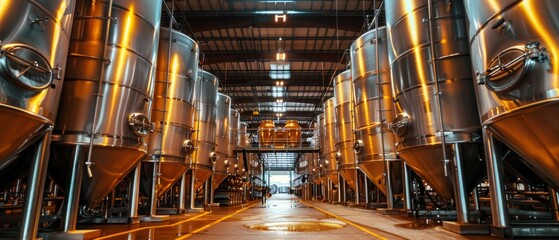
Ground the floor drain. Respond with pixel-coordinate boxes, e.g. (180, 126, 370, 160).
(245, 221, 344, 232)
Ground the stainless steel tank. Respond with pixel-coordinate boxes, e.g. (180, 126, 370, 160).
(465, 0, 559, 189)
(322, 98, 339, 185)
(51, 0, 162, 206)
(213, 93, 231, 189)
(350, 27, 403, 196)
(333, 70, 357, 190)
(140, 28, 198, 198)
(386, 0, 484, 199)
(228, 109, 240, 175)
(191, 70, 219, 190)
(0, 0, 75, 170)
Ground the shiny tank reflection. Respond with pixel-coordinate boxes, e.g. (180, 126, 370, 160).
(0, 0, 76, 172)
(322, 98, 338, 185)
(350, 27, 402, 196)
(51, 0, 162, 206)
(332, 70, 357, 190)
(214, 93, 231, 190)
(190, 70, 219, 190)
(465, 0, 559, 189)
(140, 28, 198, 198)
(228, 109, 241, 175)
(386, 0, 483, 199)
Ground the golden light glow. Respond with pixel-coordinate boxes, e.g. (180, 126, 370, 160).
(404, 0, 433, 125)
(521, 0, 559, 88)
(50, 1, 67, 64)
(0, 0, 9, 17)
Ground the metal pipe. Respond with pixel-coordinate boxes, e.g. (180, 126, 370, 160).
(19, 128, 52, 240)
(363, 170, 370, 205)
(452, 143, 470, 223)
(129, 163, 141, 222)
(355, 169, 360, 204)
(86, 0, 115, 177)
(63, 145, 83, 232)
(483, 127, 509, 228)
(148, 162, 158, 216)
(549, 187, 559, 221)
(337, 173, 342, 202)
(209, 174, 214, 204)
(189, 168, 197, 209)
(403, 162, 413, 211)
(204, 176, 210, 205)
(178, 172, 188, 212)
(427, 0, 449, 176)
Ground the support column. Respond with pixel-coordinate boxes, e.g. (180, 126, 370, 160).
(549, 187, 559, 221)
(452, 143, 470, 223)
(386, 162, 394, 209)
(129, 163, 141, 223)
(62, 145, 83, 232)
(354, 169, 360, 204)
(178, 172, 187, 213)
(484, 128, 509, 232)
(403, 162, 413, 211)
(363, 171, 370, 205)
(189, 168, 197, 209)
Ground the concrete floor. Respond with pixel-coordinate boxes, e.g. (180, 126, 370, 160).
(88, 194, 499, 240)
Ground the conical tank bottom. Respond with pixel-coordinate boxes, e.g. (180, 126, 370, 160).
(212, 173, 228, 191)
(338, 168, 357, 190)
(0, 105, 52, 172)
(50, 144, 145, 206)
(326, 173, 338, 185)
(398, 143, 485, 200)
(486, 101, 559, 189)
(359, 160, 403, 196)
(140, 161, 188, 198)
(193, 166, 213, 191)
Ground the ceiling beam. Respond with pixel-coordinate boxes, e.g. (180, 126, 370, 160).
(201, 51, 344, 64)
(170, 15, 366, 33)
(240, 110, 317, 118)
(232, 96, 319, 104)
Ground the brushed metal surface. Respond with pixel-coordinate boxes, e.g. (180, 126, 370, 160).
(140, 28, 199, 198)
(386, 0, 481, 198)
(465, 0, 559, 188)
(322, 97, 338, 185)
(52, 0, 162, 206)
(214, 93, 231, 187)
(192, 70, 219, 187)
(350, 27, 403, 195)
(228, 109, 241, 174)
(333, 70, 357, 189)
(0, 0, 75, 168)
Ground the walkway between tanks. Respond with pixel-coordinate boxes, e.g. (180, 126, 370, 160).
(89, 194, 498, 240)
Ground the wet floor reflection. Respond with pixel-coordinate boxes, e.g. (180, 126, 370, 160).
(245, 221, 344, 232)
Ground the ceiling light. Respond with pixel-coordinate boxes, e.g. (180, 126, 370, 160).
(275, 14, 286, 22)
(276, 52, 285, 61)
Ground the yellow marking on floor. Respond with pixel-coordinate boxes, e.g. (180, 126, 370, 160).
(175, 202, 259, 239)
(95, 211, 210, 239)
(302, 201, 388, 240)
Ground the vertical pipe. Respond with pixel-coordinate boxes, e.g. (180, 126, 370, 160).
(483, 127, 509, 229)
(403, 162, 413, 211)
(473, 186, 480, 213)
(62, 145, 82, 232)
(452, 143, 470, 223)
(327, 178, 331, 202)
(337, 174, 342, 202)
(148, 162, 158, 216)
(549, 187, 559, 221)
(129, 163, 141, 222)
(386, 163, 395, 209)
(363, 170, 370, 205)
(355, 169, 360, 204)
(20, 129, 52, 240)
(178, 172, 187, 212)
(189, 168, 197, 209)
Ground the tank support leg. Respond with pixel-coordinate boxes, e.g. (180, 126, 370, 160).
(386, 163, 394, 209)
(129, 163, 141, 223)
(20, 129, 52, 240)
(452, 143, 470, 223)
(484, 128, 509, 233)
(403, 162, 413, 211)
(355, 169, 360, 205)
